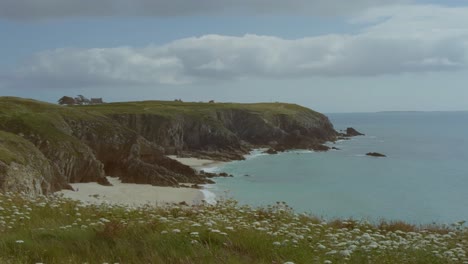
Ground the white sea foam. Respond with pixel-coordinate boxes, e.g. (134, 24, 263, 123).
(245, 149, 268, 159)
(200, 188, 217, 205)
(292, 150, 315, 154)
(200, 166, 221, 173)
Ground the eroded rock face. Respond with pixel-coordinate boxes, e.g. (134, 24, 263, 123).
(0, 132, 66, 195)
(110, 108, 337, 159)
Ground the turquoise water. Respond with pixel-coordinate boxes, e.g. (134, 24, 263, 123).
(206, 112, 468, 224)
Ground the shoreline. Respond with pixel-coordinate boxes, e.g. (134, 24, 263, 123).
(167, 155, 229, 204)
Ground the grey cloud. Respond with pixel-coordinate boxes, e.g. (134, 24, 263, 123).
(0, 0, 408, 20)
(3, 4, 468, 89)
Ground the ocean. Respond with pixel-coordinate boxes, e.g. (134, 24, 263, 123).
(204, 111, 468, 224)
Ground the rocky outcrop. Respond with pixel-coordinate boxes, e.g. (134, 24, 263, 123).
(263, 148, 278, 154)
(0, 131, 67, 195)
(0, 97, 339, 195)
(366, 152, 387, 157)
(345, 127, 365, 137)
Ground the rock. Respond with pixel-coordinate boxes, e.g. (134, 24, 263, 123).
(218, 172, 229, 177)
(313, 144, 330, 152)
(345, 127, 365, 136)
(331, 147, 340, 150)
(263, 148, 278, 154)
(366, 152, 387, 157)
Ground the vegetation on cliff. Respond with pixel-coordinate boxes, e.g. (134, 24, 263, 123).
(0, 97, 337, 194)
(0, 192, 466, 263)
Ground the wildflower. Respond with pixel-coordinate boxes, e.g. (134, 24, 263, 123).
(15, 240, 24, 244)
(340, 249, 352, 257)
(317, 244, 326, 250)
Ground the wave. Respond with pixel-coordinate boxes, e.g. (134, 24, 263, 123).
(291, 150, 315, 154)
(199, 166, 221, 173)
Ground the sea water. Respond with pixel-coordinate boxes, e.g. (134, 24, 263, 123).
(206, 111, 468, 224)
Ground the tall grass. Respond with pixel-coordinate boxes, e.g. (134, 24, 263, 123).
(0, 192, 466, 263)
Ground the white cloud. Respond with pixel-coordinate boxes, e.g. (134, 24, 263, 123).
(0, 0, 407, 19)
(3, 5, 468, 89)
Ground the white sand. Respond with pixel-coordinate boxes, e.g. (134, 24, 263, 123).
(167, 155, 226, 171)
(58, 177, 204, 207)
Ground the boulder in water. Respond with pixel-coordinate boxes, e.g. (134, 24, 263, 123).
(366, 152, 386, 157)
(346, 127, 365, 136)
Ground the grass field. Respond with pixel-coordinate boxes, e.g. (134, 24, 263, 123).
(0, 192, 466, 263)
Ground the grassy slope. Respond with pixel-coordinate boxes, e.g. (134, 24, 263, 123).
(0, 193, 466, 264)
(0, 131, 32, 165)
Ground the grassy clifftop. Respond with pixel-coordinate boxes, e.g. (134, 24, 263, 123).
(76, 100, 319, 116)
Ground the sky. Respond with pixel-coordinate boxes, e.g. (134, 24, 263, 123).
(1, 0, 468, 113)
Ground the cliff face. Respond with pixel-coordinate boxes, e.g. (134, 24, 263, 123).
(108, 103, 337, 160)
(0, 97, 337, 195)
(0, 131, 59, 195)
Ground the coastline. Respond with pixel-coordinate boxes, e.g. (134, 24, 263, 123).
(167, 155, 229, 204)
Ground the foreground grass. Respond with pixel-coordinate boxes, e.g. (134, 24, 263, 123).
(0, 192, 467, 263)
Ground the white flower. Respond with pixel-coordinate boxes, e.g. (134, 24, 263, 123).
(317, 244, 326, 250)
(340, 249, 352, 257)
(15, 240, 24, 244)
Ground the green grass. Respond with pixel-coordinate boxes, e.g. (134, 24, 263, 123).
(76, 99, 313, 114)
(0, 193, 466, 263)
(0, 131, 38, 165)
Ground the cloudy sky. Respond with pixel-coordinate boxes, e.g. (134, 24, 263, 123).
(1, 0, 467, 112)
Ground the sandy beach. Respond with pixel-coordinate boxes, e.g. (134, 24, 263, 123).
(58, 177, 205, 206)
(58, 156, 224, 206)
(167, 155, 226, 171)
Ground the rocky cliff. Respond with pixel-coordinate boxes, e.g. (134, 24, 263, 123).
(0, 97, 337, 195)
